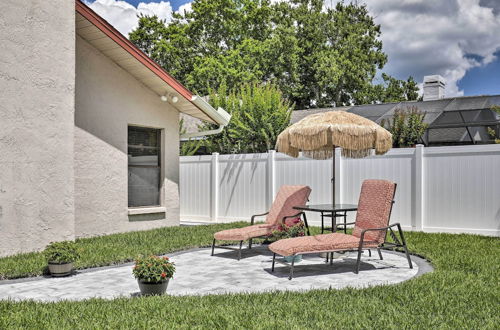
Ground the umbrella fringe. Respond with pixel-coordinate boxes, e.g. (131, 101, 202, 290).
(275, 111, 393, 160)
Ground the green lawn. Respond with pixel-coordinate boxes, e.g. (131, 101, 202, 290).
(0, 224, 499, 329)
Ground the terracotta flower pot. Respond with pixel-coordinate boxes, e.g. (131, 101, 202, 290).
(138, 279, 170, 296)
(48, 262, 73, 277)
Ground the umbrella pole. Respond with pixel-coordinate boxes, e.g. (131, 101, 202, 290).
(332, 147, 335, 207)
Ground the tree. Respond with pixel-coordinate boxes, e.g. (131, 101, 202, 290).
(129, 0, 416, 108)
(354, 73, 419, 105)
(201, 83, 293, 154)
(487, 105, 500, 144)
(382, 107, 428, 147)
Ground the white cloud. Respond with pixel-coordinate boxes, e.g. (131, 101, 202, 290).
(177, 2, 192, 14)
(86, 0, 173, 36)
(299, 0, 500, 96)
(358, 0, 500, 96)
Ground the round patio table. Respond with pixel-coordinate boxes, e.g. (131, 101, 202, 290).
(293, 204, 358, 235)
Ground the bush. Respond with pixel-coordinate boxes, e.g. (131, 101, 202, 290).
(382, 106, 427, 147)
(132, 255, 175, 283)
(200, 83, 293, 154)
(43, 241, 80, 264)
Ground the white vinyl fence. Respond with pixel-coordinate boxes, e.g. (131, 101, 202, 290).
(180, 144, 500, 236)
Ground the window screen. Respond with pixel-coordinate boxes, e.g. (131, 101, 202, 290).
(128, 126, 161, 207)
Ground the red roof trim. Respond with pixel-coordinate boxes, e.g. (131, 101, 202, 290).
(75, 0, 193, 101)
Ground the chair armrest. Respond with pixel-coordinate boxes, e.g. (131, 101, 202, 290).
(360, 223, 399, 235)
(280, 212, 305, 226)
(251, 212, 269, 225)
(359, 223, 401, 246)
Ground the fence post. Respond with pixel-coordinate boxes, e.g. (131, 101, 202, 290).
(335, 148, 342, 204)
(211, 152, 219, 222)
(414, 145, 424, 231)
(267, 150, 276, 209)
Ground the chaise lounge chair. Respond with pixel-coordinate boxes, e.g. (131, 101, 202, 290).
(269, 179, 412, 279)
(211, 185, 312, 260)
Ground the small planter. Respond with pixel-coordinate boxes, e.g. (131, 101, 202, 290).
(48, 262, 73, 277)
(283, 255, 302, 263)
(138, 279, 169, 296)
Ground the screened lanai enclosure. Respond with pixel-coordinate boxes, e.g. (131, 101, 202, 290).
(292, 95, 500, 146)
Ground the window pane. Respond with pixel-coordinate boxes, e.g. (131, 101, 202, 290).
(128, 167, 160, 207)
(128, 126, 161, 207)
(128, 126, 159, 166)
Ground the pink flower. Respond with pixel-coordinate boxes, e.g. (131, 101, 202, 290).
(161, 272, 166, 278)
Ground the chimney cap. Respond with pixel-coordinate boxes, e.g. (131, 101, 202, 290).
(424, 75, 446, 85)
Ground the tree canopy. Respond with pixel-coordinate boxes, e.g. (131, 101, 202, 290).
(130, 0, 418, 109)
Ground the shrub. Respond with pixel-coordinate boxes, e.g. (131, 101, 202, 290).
(382, 106, 427, 147)
(43, 241, 80, 264)
(132, 255, 175, 283)
(201, 83, 293, 154)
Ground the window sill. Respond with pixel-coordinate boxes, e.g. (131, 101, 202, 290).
(128, 207, 166, 215)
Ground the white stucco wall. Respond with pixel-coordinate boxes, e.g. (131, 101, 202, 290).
(0, 1, 76, 256)
(74, 36, 180, 238)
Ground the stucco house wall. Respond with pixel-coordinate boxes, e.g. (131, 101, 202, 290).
(0, 0, 76, 256)
(74, 35, 180, 238)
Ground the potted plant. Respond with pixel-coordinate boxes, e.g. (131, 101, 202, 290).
(272, 218, 306, 263)
(43, 241, 80, 277)
(133, 255, 175, 296)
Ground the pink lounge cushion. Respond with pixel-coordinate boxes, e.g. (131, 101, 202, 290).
(269, 233, 378, 256)
(213, 185, 311, 242)
(352, 179, 396, 244)
(265, 185, 312, 226)
(213, 225, 272, 241)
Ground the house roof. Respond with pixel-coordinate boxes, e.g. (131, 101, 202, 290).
(293, 95, 500, 145)
(292, 95, 500, 126)
(75, 0, 229, 125)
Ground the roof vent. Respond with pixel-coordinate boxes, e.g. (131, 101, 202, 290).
(423, 75, 446, 101)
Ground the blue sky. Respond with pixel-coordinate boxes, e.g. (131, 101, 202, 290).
(123, 0, 187, 10)
(89, 0, 500, 97)
(458, 52, 500, 96)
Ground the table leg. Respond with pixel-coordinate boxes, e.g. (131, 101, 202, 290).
(343, 211, 347, 234)
(331, 211, 334, 232)
(332, 211, 337, 232)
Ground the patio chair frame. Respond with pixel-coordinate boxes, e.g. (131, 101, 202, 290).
(211, 211, 309, 261)
(271, 183, 413, 279)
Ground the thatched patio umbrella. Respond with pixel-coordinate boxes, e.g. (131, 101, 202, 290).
(276, 111, 392, 206)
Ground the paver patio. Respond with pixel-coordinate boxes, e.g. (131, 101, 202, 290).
(0, 246, 430, 302)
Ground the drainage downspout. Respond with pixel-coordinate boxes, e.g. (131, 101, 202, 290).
(180, 95, 231, 140)
(180, 124, 226, 140)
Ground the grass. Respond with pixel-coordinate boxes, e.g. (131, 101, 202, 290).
(0, 224, 499, 329)
(0, 222, 249, 280)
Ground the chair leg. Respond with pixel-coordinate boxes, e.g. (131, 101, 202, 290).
(211, 239, 216, 256)
(397, 224, 413, 269)
(272, 253, 276, 272)
(303, 212, 311, 236)
(289, 257, 295, 280)
(403, 244, 413, 269)
(355, 248, 363, 274)
(368, 249, 372, 257)
(377, 248, 383, 260)
(329, 252, 333, 265)
(238, 240, 243, 261)
(248, 238, 253, 249)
